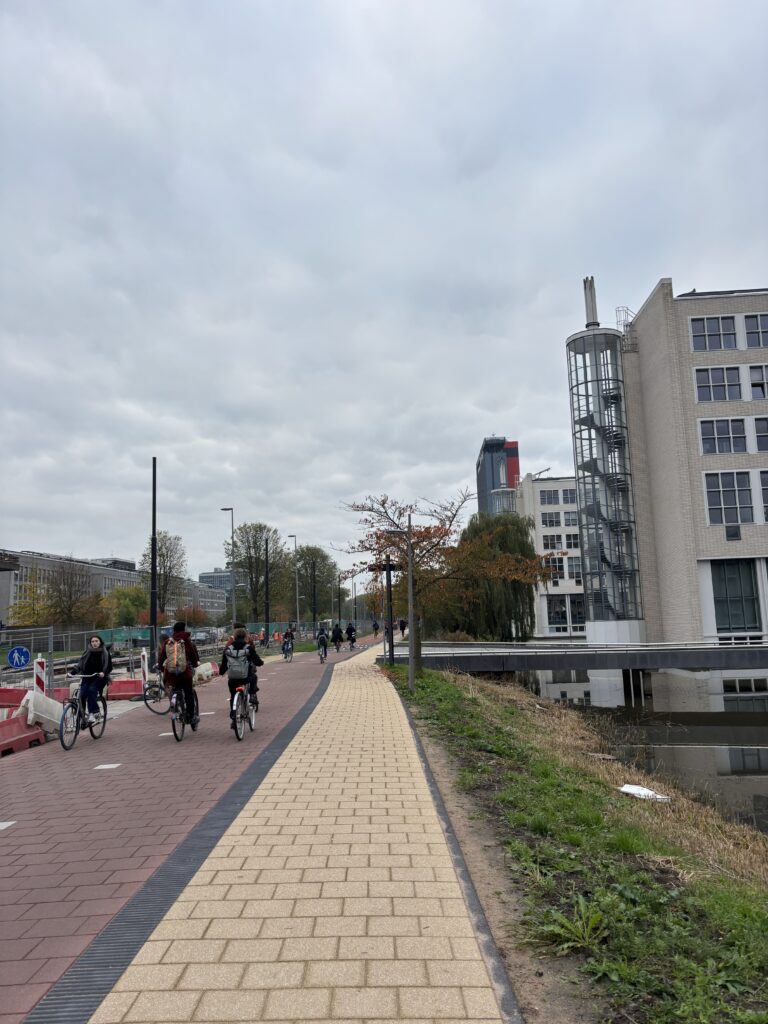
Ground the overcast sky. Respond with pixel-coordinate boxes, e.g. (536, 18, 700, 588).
(1, 0, 766, 578)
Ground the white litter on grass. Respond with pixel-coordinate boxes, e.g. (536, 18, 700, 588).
(618, 784, 671, 802)
(93, 763, 122, 770)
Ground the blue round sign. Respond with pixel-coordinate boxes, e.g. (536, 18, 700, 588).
(7, 646, 31, 670)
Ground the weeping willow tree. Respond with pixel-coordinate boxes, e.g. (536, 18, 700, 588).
(438, 512, 538, 641)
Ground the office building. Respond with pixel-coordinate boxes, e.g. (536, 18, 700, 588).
(475, 437, 520, 516)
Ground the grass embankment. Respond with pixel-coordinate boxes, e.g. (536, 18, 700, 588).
(387, 666, 768, 1024)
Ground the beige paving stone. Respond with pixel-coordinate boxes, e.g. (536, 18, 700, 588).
(114, 963, 185, 991)
(330, 986, 398, 1019)
(220, 938, 282, 962)
(124, 990, 200, 1022)
(337, 935, 395, 960)
(463, 986, 504, 1018)
(450, 936, 484, 960)
(312, 915, 367, 937)
(161, 939, 225, 963)
(164, 902, 195, 920)
(194, 989, 266, 1021)
(427, 960, 492, 986)
(150, 919, 209, 941)
(204, 918, 264, 939)
(367, 916, 419, 937)
(177, 884, 229, 902)
(259, 916, 314, 938)
(279, 936, 339, 960)
(89, 992, 138, 1023)
(398, 985, 466, 1018)
(305, 959, 366, 987)
(241, 898, 295, 917)
(176, 962, 246, 989)
(131, 940, 170, 965)
(189, 900, 244, 919)
(420, 916, 475, 937)
(366, 959, 429, 986)
(263, 986, 332, 1019)
(395, 936, 453, 960)
(241, 961, 305, 988)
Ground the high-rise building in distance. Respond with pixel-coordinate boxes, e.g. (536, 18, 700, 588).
(475, 437, 520, 516)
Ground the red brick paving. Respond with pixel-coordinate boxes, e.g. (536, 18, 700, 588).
(0, 646, 365, 1024)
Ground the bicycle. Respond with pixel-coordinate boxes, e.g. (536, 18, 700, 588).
(143, 669, 171, 715)
(334, 638, 342, 653)
(230, 685, 251, 740)
(59, 674, 107, 751)
(318, 642, 327, 664)
(282, 640, 293, 663)
(170, 686, 200, 743)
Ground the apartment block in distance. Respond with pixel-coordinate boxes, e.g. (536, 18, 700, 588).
(476, 437, 520, 516)
(565, 278, 768, 714)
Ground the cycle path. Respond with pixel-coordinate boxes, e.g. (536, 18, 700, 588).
(59, 646, 520, 1024)
(0, 645, 361, 1024)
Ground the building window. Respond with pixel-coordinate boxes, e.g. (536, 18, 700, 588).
(745, 314, 768, 349)
(542, 534, 562, 551)
(546, 595, 568, 633)
(706, 472, 753, 524)
(567, 556, 582, 579)
(700, 419, 747, 455)
(762, 471, 768, 521)
(498, 461, 507, 487)
(565, 533, 580, 549)
(751, 365, 768, 400)
(695, 366, 741, 402)
(562, 488, 576, 504)
(540, 490, 560, 505)
(545, 556, 565, 581)
(756, 418, 768, 452)
(569, 594, 586, 630)
(729, 748, 768, 773)
(711, 560, 761, 633)
(564, 511, 578, 527)
(691, 316, 736, 351)
(541, 512, 561, 528)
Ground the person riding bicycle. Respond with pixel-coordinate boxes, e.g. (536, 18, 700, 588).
(70, 634, 112, 725)
(346, 622, 357, 647)
(158, 622, 200, 726)
(372, 620, 379, 639)
(282, 626, 295, 657)
(219, 624, 264, 729)
(331, 623, 344, 650)
(316, 626, 329, 659)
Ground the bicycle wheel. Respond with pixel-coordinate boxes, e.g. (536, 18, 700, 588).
(248, 696, 257, 731)
(286, 646, 293, 663)
(143, 679, 170, 715)
(172, 694, 186, 742)
(190, 691, 200, 731)
(234, 691, 246, 741)
(59, 702, 80, 750)
(88, 696, 107, 739)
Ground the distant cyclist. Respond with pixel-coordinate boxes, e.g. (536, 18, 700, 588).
(282, 626, 295, 657)
(70, 634, 112, 725)
(346, 622, 357, 648)
(372, 620, 379, 639)
(331, 622, 344, 651)
(220, 625, 264, 729)
(158, 621, 200, 726)
(316, 626, 329, 660)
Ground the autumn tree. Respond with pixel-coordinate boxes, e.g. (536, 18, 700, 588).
(346, 492, 547, 669)
(224, 523, 286, 622)
(296, 545, 340, 623)
(174, 606, 209, 627)
(139, 531, 187, 613)
(103, 585, 149, 627)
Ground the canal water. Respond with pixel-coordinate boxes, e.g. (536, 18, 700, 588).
(524, 668, 768, 833)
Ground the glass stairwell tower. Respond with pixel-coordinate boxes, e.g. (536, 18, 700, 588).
(566, 277, 644, 646)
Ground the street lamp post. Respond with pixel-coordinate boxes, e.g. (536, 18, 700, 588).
(288, 535, 300, 632)
(221, 507, 235, 629)
(385, 516, 414, 693)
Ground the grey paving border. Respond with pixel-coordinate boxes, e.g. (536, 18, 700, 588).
(397, 690, 526, 1024)
(23, 664, 334, 1024)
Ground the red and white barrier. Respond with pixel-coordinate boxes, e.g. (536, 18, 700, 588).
(34, 657, 46, 693)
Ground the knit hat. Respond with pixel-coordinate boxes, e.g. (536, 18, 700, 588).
(172, 621, 186, 633)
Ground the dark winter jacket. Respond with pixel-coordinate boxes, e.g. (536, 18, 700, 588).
(74, 643, 112, 677)
(158, 630, 199, 683)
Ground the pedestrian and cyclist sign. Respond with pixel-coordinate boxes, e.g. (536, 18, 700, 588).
(7, 646, 31, 669)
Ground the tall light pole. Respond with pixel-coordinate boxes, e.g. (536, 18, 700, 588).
(221, 507, 235, 628)
(288, 534, 300, 631)
(385, 516, 414, 693)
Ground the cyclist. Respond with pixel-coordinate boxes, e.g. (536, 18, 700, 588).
(158, 621, 200, 726)
(331, 622, 344, 651)
(372, 620, 379, 639)
(346, 622, 357, 648)
(282, 626, 295, 658)
(316, 625, 329, 660)
(70, 634, 112, 725)
(220, 625, 264, 729)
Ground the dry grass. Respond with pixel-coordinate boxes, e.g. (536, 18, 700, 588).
(466, 676, 768, 889)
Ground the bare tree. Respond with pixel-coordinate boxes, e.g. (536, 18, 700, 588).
(140, 531, 187, 613)
(47, 557, 92, 628)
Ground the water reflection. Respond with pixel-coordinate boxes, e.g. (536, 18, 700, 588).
(524, 668, 768, 833)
